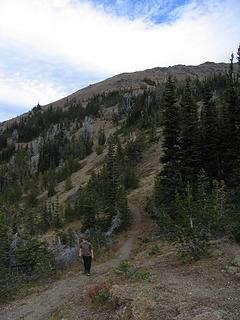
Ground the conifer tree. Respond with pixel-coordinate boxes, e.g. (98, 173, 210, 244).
(106, 140, 120, 215)
(222, 53, 240, 186)
(161, 76, 180, 165)
(98, 128, 106, 146)
(115, 137, 124, 168)
(229, 52, 234, 80)
(80, 188, 96, 231)
(179, 78, 202, 186)
(26, 179, 39, 208)
(116, 186, 131, 229)
(157, 76, 181, 209)
(201, 84, 219, 179)
(237, 44, 240, 77)
(65, 176, 73, 191)
(0, 211, 8, 277)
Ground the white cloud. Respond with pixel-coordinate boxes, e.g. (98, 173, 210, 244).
(0, 0, 239, 73)
(0, 69, 67, 108)
(0, 0, 239, 119)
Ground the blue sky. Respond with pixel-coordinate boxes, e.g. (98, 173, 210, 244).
(0, 0, 239, 122)
(90, 0, 189, 22)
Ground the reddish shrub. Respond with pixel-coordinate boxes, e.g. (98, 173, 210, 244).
(86, 282, 110, 302)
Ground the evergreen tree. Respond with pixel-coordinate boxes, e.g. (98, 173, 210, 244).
(155, 76, 181, 211)
(25, 180, 39, 208)
(221, 53, 240, 187)
(0, 211, 8, 278)
(201, 84, 219, 179)
(98, 128, 106, 146)
(106, 141, 120, 215)
(47, 174, 56, 197)
(161, 77, 180, 165)
(80, 191, 96, 231)
(179, 78, 202, 186)
(116, 186, 131, 229)
(15, 239, 54, 274)
(229, 52, 234, 80)
(237, 44, 240, 77)
(52, 196, 62, 227)
(65, 176, 73, 191)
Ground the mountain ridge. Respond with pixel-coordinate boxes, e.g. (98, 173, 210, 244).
(0, 61, 229, 127)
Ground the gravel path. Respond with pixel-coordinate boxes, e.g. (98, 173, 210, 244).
(0, 188, 145, 320)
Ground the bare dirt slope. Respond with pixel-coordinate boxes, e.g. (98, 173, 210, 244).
(121, 236, 240, 320)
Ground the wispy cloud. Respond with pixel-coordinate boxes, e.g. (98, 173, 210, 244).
(0, 0, 239, 121)
(0, 70, 65, 107)
(0, 41, 105, 103)
(89, 0, 189, 23)
(0, 103, 29, 123)
(1, 0, 238, 74)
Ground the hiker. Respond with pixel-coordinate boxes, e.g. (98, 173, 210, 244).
(79, 237, 94, 276)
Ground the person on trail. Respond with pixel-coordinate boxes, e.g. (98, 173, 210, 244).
(79, 237, 94, 276)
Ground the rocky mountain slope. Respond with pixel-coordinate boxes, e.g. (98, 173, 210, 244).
(0, 62, 228, 128)
(47, 62, 228, 105)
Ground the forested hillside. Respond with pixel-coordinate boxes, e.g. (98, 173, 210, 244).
(0, 46, 240, 302)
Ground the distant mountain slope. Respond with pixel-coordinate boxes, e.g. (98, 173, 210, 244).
(47, 61, 228, 107)
(0, 62, 228, 127)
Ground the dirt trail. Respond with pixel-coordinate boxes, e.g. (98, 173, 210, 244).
(0, 185, 151, 320)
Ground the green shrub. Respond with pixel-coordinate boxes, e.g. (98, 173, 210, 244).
(48, 307, 70, 320)
(87, 282, 110, 304)
(149, 244, 160, 256)
(15, 239, 55, 275)
(155, 179, 229, 261)
(65, 177, 73, 191)
(129, 269, 150, 282)
(174, 228, 210, 262)
(122, 166, 139, 190)
(228, 213, 240, 242)
(116, 305, 133, 320)
(117, 261, 131, 277)
(94, 287, 110, 303)
(98, 129, 106, 146)
(96, 144, 104, 155)
(117, 261, 150, 282)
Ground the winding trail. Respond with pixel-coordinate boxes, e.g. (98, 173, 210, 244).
(0, 185, 150, 320)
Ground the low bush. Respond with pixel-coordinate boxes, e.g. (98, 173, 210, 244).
(96, 145, 104, 155)
(129, 269, 150, 282)
(149, 244, 160, 256)
(116, 305, 133, 320)
(117, 261, 150, 282)
(117, 261, 131, 277)
(87, 282, 110, 303)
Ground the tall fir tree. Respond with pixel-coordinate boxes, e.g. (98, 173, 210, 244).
(116, 185, 131, 229)
(237, 44, 240, 77)
(222, 53, 240, 187)
(156, 76, 181, 209)
(201, 84, 220, 180)
(179, 78, 202, 186)
(0, 211, 8, 276)
(106, 140, 120, 218)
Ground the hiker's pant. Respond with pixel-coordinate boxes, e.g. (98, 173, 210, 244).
(82, 255, 92, 273)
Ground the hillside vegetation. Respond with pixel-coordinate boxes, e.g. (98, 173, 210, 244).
(0, 46, 240, 318)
